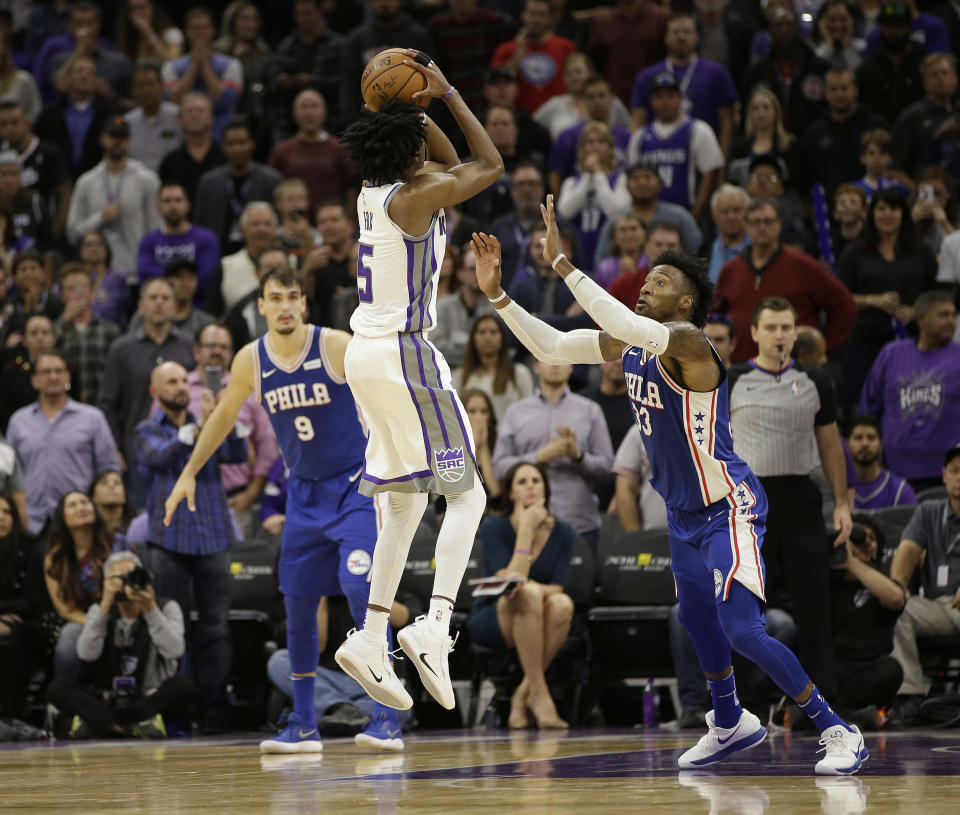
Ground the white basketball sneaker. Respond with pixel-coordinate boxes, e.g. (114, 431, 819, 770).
(815, 724, 868, 775)
(677, 709, 768, 769)
(335, 628, 413, 710)
(397, 616, 456, 710)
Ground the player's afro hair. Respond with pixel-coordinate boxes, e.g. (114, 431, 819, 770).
(340, 101, 427, 187)
(649, 249, 714, 329)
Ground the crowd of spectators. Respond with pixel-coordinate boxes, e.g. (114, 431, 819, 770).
(1, 0, 960, 740)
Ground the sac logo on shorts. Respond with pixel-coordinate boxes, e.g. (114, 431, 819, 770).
(435, 447, 465, 483)
(713, 568, 723, 598)
(346, 549, 372, 576)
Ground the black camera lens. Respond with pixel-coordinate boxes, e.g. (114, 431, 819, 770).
(122, 566, 152, 592)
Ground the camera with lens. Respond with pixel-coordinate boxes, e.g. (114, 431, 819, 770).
(111, 676, 137, 724)
(121, 566, 152, 592)
(828, 523, 867, 566)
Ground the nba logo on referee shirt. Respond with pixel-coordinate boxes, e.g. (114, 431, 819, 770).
(435, 447, 465, 483)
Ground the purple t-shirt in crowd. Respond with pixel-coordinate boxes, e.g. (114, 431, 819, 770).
(852, 470, 918, 510)
(630, 57, 738, 133)
(866, 13, 951, 56)
(547, 121, 631, 181)
(859, 339, 960, 480)
(90, 268, 131, 330)
(136, 225, 221, 301)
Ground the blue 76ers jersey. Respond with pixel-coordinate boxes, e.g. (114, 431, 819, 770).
(253, 325, 366, 481)
(622, 343, 754, 511)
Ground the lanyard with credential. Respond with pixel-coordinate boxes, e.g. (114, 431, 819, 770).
(665, 56, 698, 99)
(943, 503, 960, 558)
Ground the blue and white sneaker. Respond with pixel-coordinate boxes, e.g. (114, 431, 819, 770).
(354, 707, 404, 752)
(260, 712, 324, 754)
(815, 724, 868, 775)
(677, 709, 767, 769)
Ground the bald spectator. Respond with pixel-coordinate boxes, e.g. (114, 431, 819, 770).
(716, 198, 858, 362)
(156, 93, 225, 205)
(8, 349, 120, 532)
(98, 277, 194, 505)
(268, 89, 355, 216)
(490, 0, 576, 114)
(0, 314, 56, 433)
(136, 360, 247, 733)
(192, 119, 280, 257)
(206, 201, 278, 317)
(794, 325, 829, 369)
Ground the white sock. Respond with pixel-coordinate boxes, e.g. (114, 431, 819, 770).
(363, 608, 389, 638)
(429, 480, 486, 627)
(367, 492, 429, 609)
(428, 597, 454, 632)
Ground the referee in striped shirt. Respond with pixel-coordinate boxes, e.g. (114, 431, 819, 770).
(728, 297, 853, 703)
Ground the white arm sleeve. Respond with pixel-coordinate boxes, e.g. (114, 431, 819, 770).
(564, 269, 671, 355)
(498, 300, 606, 364)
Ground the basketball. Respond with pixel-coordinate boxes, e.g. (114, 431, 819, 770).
(361, 48, 430, 111)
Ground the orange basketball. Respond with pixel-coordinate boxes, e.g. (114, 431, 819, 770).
(361, 48, 430, 111)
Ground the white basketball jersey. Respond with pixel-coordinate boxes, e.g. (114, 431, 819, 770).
(350, 182, 447, 338)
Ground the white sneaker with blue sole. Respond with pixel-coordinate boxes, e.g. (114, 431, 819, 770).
(677, 709, 768, 769)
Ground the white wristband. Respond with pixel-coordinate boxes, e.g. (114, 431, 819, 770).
(551, 253, 567, 271)
(489, 290, 508, 305)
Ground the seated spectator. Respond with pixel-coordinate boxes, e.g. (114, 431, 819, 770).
(161, 7, 242, 141)
(453, 314, 534, 422)
(830, 513, 905, 719)
(466, 462, 575, 729)
(193, 120, 281, 259)
(0, 314, 57, 433)
(8, 349, 121, 532)
(860, 288, 960, 492)
(66, 116, 162, 283)
(831, 183, 869, 263)
(911, 165, 956, 256)
(42, 490, 112, 680)
(129, 259, 214, 339)
(213, 1, 271, 118)
(494, 362, 614, 549)
(266, 593, 415, 737)
(838, 187, 938, 410)
(301, 204, 355, 330)
(793, 325, 830, 369)
(813, 0, 867, 70)
(889, 445, 960, 723)
(206, 201, 278, 316)
(631, 13, 739, 154)
(267, 89, 354, 217)
(461, 388, 502, 500)
(0, 493, 42, 730)
(534, 53, 631, 139)
(545, 74, 632, 197)
(717, 197, 857, 363)
(224, 248, 288, 348)
(156, 92, 225, 206)
(89, 469, 132, 544)
(727, 88, 802, 191)
(613, 425, 668, 533)
(846, 414, 917, 509)
(124, 61, 181, 173)
(626, 72, 723, 221)
(33, 55, 112, 179)
(113, 0, 183, 64)
(272, 178, 320, 264)
(488, 162, 550, 292)
(36, 1, 131, 106)
(46, 549, 194, 739)
(592, 161, 701, 265)
(704, 184, 751, 284)
(892, 53, 957, 177)
(55, 263, 121, 403)
(704, 312, 736, 368)
(5, 251, 64, 337)
(609, 221, 682, 310)
(853, 128, 911, 203)
(136, 183, 220, 303)
(77, 229, 130, 330)
(490, 0, 576, 115)
(856, 3, 926, 124)
(556, 122, 630, 266)
(595, 214, 647, 291)
(432, 245, 495, 369)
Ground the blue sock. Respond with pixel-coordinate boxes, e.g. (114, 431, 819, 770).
(797, 686, 848, 733)
(708, 670, 742, 729)
(285, 594, 321, 726)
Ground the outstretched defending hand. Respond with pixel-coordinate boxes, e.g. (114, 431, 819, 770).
(471, 232, 504, 299)
(164, 474, 196, 526)
(403, 50, 453, 103)
(539, 194, 564, 268)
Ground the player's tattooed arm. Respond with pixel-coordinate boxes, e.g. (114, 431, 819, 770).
(598, 331, 626, 361)
(662, 322, 714, 360)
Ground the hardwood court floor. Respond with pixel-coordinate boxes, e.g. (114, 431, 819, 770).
(2, 727, 960, 813)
